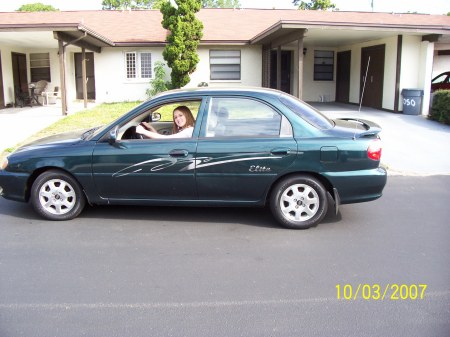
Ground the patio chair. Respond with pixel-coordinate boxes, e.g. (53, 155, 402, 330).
(43, 86, 60, 105)
(14, 85, 32, 108)
(32, 80, 49, 105)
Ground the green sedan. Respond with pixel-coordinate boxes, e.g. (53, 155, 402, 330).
(0, 88, 386, 229)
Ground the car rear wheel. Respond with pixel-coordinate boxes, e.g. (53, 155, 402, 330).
(270, 175, 328, 229)
(31, 170, 86, 221)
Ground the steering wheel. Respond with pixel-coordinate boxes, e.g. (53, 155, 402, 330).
(122, 126, 145, 140)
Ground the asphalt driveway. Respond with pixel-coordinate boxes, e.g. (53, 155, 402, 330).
(1, 101, 449, 175)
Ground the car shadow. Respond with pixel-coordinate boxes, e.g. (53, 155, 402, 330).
(0, 199, 342, 229)
(80, 202, 342, 229)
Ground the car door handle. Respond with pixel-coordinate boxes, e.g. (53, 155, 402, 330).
(169, 149, 189, 157)
(271, 148, 291, 156)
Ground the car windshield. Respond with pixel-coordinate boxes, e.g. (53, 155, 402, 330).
(279, 94, 334, 130)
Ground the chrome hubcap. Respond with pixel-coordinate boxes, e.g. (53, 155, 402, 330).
(38, 179, 76, 215)
(280, 184, 319, 222)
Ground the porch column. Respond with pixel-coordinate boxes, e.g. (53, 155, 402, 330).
(297, 34, 305, 99)
(58, 39, 68, 116)
(277, 46, 282, 90)
(262, 45, 271, 87)
(82, 48, 88, 108)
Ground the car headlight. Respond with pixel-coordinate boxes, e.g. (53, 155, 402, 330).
(0, 157, 8, 170)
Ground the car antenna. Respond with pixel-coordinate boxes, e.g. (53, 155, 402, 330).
(355, 56, 371, 140)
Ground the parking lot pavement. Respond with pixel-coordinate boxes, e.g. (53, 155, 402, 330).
(314, 103, 450, 176)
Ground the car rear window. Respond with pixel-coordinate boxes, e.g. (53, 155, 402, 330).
(279, 94, 334, 130)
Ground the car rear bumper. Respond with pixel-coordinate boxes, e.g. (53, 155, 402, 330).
(323, 167, 387, 204)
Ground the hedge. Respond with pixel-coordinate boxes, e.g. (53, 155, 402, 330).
(429, 90, 450, 125)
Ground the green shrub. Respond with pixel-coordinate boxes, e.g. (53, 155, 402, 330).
(429, 90, 450, 125)
(146, 61, 171, 98)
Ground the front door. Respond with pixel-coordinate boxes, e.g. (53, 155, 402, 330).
(270, 50, 292, 94)
(91, 99, 204, 201)
(196, 97, 297, 202)
(11, 52, 28, 96)
(336, 50, 351, 103)
(74, 52, 96, 100)
(360, 45, 385, 109)
(92, 140, 198, 201)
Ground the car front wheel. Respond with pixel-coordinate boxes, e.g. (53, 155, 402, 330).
(270, 175, 328, 229)
(30, 169, 86, 221)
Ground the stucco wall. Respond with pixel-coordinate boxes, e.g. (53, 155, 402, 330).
(339, 35, 398, 111)
(432, 43, 450, 77)
(94, 47, 166, 103)
(187, 45, 262, 89)
(0, 45, 17, 106)
(399, 36, 434, 114)
(302, 47, 337, 102)
(0, 46, 61, 106)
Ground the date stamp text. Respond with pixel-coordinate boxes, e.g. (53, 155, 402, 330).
(336, 284, 427, 300)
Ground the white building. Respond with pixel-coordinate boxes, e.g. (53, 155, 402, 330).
(0, 9, 449, 115)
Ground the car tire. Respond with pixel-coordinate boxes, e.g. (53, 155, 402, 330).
(30, 169, 86, 221)
(270, 175, 328, 229)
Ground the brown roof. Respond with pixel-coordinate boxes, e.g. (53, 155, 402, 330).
(0, 8, 449, 45)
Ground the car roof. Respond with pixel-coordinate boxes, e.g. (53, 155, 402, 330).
(152, 86, 285, 100)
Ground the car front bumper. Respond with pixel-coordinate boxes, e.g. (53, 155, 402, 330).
(0, 170, 30, 203)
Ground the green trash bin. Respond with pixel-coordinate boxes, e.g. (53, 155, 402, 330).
(401, 89, 423, 115)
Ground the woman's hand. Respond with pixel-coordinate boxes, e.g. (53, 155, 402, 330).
(136, 124, 147, 136)
(140, 122, 156, 132)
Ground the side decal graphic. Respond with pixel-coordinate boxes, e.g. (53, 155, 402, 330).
(112, 153, 282, 178)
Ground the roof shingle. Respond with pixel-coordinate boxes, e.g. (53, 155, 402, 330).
(0, 9, 449, 44)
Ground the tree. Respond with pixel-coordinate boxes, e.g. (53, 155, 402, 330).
(201, 0, 240, 8)
(292, 0, 336, 10)
(17, 2, 58, 11)
(102, 0, 156, 10)
(161, 0, 203, 88)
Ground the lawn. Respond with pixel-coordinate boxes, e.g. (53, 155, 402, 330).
(1, 101, 141, 160)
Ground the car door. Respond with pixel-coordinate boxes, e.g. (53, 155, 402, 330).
(91, 100, 203, 201)
(195, 96, 297, 203)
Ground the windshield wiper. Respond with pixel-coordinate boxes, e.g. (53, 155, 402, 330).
(81, 126, 101, 140)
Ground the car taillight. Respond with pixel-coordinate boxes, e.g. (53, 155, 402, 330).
(367, 139, 382, 161)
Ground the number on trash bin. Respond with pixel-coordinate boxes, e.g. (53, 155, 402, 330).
(403, 98, 416, 107)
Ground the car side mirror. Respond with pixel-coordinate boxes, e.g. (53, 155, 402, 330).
(152, 112, 161, 122)
(108, 125, 119, 144)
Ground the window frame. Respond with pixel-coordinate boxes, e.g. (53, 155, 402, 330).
(313, 50, 334, 81)
(203, 96, 288, 138)
(30, 52, 51, 82)
(124, 51, 153, 81)
(209, 50, 241, 81)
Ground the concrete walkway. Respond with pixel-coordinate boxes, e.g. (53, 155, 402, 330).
(1, 101, 449, 176)
(312, 103, 450, 176)
(0, 101, 97, 153)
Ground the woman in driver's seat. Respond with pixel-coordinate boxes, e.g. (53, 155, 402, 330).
(136, 106, 195, 139)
